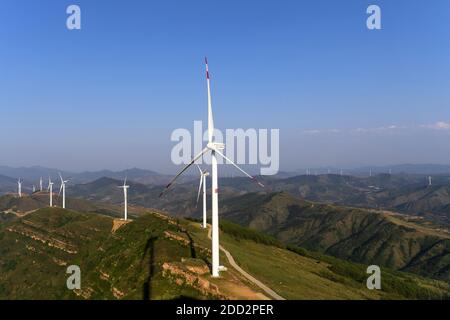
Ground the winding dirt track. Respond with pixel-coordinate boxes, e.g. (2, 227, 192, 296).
(207, 226, 285, 300)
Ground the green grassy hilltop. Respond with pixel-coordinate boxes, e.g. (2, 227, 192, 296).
(0, 201, 448, 300)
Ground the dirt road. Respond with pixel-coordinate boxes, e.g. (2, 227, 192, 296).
(207, 226, 285, 300)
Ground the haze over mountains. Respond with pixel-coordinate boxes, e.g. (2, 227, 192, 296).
(1, 163, 450, 294)
(2, 164, 450, 225)
(2, 163, 450, 184)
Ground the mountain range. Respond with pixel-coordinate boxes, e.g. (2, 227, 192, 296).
(61, 173, 450, 226)
(0, 166, 193, 186)
(220, 192, 450, 281)
(0, 196, 448, 299)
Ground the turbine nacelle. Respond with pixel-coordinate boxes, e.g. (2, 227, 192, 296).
(207, 142, 225, 150)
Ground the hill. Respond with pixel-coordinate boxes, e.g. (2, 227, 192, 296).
(0, 205, 447, 299)
(220, 192, 450, 281)
(218, 174, 450, 225)
(69, 177, 207, 217)
(64, 173, 450, 227)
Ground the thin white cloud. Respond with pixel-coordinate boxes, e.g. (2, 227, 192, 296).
(420, 121, 450, 130)
(303, 128, 341, 135)
(302, 122, 450, 135)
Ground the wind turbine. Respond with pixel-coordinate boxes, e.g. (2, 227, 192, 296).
(118, 177, 129, 221)
(47, 177, 54, 207)
(160, 58, 264, 277)
(32, 185, 36, 193)
(195, 164, 209, 229)
(17, 178, 22, 197)
(58, 173, 69, 209)
(39, 177, 43, 192)
(428, 176, 432, 186)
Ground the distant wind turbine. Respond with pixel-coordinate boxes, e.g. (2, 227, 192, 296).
(32, 185, 36, 193)
(39, 177, 43, 192)
(58, 173, 69, 209)
(17, 178, 22, 197)
(48, 177, 54, 207)
(118, 177, 129, 221)
(196, 164, 209, 229)
(428, 176, 432, 186)
(160, 58, 264, 277)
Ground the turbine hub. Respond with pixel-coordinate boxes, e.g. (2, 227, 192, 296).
(207, 142, 225, 150)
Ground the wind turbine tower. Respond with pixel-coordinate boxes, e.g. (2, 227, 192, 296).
(118, 177, 130, 221)
(39, 177, 43, 192)
(48, 177, 54, 207)
(160, 58, 264, 277)
(428, 176, 432, 186)
(58, 173, 69, 209)
(17, 178, 22, 197)
(196, 165, 209, 229)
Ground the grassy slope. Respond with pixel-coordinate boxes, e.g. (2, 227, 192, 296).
(186, 219, 449, 300)
(0, 207, 448, 300)
(221, 192, 450, 281)
(0, 208, 208, 299)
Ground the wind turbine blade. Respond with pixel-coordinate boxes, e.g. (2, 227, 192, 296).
(124, 177, 127, 186)
(159, 147, 209, 197)
(58, 184, 63, 197)
(205, 57, 214, 143)
(195, 164, 203, 175)
(196, 174, 203, 207)
(213, 148, 265, 188)
(59, 172, 63, 183)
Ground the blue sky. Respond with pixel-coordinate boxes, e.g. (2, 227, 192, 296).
(1, 0, 450, 173)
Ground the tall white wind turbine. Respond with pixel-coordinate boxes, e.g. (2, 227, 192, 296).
(160, 58, 264, 277)
(39, 177, 43, 192)
(118, 177, 130, 221)
(58, 173, 69, 209)
(195, 164, 209, 229)
(17, 178, 22, 197)
(48, 177, 54, 207)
